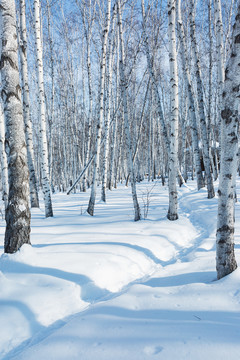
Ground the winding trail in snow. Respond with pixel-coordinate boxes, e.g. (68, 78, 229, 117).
(1, 181, 222, 359)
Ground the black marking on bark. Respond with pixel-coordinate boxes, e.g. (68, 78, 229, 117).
(235, 34, 240, 43)
(225, 68, 229, 80)
(0, 55, 18, 71)
(230, 135, 238, 143)
(221, 108, 232, 120)
(5, 92, 20, 102)
(233, 85, 240, 92)
(217, 225, 234, 234)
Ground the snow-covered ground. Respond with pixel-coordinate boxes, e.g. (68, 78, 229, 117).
(1, 179, 240, 359)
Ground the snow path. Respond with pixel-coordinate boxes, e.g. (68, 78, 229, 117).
(1, 180, 240, 359)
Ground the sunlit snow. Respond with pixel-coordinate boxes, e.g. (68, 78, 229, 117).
(1, 179, 240, 359)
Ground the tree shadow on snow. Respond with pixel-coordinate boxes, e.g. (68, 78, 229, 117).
(143, 271, 216, 287)
(0, 261, 112, 303)
(34, 241, 163, 265)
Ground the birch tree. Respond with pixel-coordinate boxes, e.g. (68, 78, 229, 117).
(0, 103, 8, 209)
(101, 7, 116, 202)
(189, 0, 215, 199)
(87, 0, 111, 216)
(117, 0, 141, 221)
(0, 0, 31, 253)
(176, 0, 204, 190)
(214, 0, 225, 100)
(167, 0, 178, 220)
(216, 4, 240, 279)
(19, 0, 39, 208)
(34, 0, 53, 217)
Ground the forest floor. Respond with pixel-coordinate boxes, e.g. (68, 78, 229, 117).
(1, 178, 240, 359)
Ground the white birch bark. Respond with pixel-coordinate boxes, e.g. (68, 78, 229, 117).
(167, 0, 178, 220)
(223, 0, 234, 64)
(214, 0, 225, 97)
(117, 0, 141, 221)
(19, 0, 39, 208)
(0, 103, 8, 209)
(208, 0, 218, 182)
(141, 0, 185, 192)
(101, 8, 116, 202)
(34, 0, 53, 217)
(176, 0, 204, 190)
(108, 31, 120, 191)
(0, 0, 31, 253)
(80, 1, 95, 192)
(125, 78, 150, 187)
(87, 0, 111, 216)
(46, 0, 54, 192)
(148, 89, 152, 182)
(114, 120, 124, 189)
(216, 5, 240, 279)
(108, 113, 118, 190)
(189, 0, 215, 199)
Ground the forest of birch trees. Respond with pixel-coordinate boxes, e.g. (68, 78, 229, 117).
(0, 0, 239, 279)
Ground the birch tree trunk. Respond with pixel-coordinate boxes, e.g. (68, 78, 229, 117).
(214, 0, 225, 100)
(117, 0, 141, 221)
(34, 0, 53, 217)
(87, 0, 111, 216)
(167, 0, 178, 220)
(216, 5, 240, 279)
(208, 0, 218, 182)
(80, 0, 95, 192)
(46, 0, 55, 192)
(0, 103, 8, 209)
(0, 0, 31, 253)
(189, 0, 215, 199)
(101, 8, 116, 202)
(108, 31, 119, 191)
(176, 0, 204, 190)
(19, 0, 39, 208)
(214, 0, 225, 153)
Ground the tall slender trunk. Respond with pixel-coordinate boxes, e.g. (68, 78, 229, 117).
(0, 104, 8, 209)
(214, 0, 225, 99)
(34, 0, 53, 217)
(216, 4, 240, 279)
(87, 0, 111, 216)
(108, 33, 119, 191)
(101, 9, 116, 202)
(19, 0, 39, 208)
(176, 0, 204, 190)
(117, 0, 141, 221)
(167, 0, 178, 220)
(0, 0, 31, 253)
(189, 0, 215, 199)
(46, 0, 55, 191)
(81, 1, 95, 192)
(208, 0, 218, 182)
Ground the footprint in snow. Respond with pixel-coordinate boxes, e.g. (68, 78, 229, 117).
(144, 345, 163, 355)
